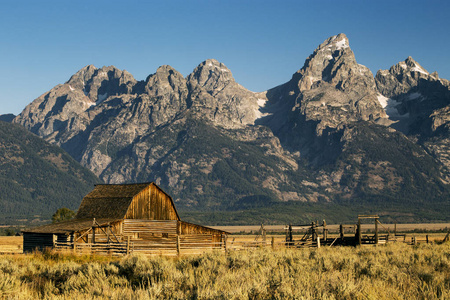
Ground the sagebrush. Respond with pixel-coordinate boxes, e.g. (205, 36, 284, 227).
(0, 242, 449, 299)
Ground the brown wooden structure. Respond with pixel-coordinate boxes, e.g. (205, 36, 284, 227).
(23, 183, 227, 255)
(284, 215, 390, 248)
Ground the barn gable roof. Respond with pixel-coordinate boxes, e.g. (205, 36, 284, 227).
(75, 182, 180, 220)
(22, 218, 121, 234)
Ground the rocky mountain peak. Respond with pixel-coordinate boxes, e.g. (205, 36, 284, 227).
(405, 56, 428, 72)
(144, 65, 188, 98)
(187, 59, 235, 96)
(375, 57, 450, 135)
(375, 57, 441, 99)
(316, 33, 350, 53)
(293, 33, 365, 91)
(265, 34, 384, 137)
(66, 65, 137, 103)
(386, 56, 430, 79)
(66, 65, 97, 91)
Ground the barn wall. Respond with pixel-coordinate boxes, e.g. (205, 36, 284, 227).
(123, 219, 178, 237)
(122, 219, 178, 255)
(124, 184, 179, 220)
(179, 221, 224, 235)
(23, 233, 54, 252)
(122, 219, 222, 255)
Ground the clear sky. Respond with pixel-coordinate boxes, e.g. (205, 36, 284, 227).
(1, 0, 449, 115)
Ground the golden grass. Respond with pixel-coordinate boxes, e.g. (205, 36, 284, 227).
(0, 237, 22, 254)
(0, 242, 449, 299)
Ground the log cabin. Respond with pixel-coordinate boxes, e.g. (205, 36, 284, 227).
(22, 182, 227, 255)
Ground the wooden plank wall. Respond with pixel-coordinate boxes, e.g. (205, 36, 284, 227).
(23, 233, 54, 252)
(123, 219, 178, 255)
(124, 184, 179, 220)
(179, 221, 223, 244)
(121, 220, 223, 255)
(123, 219, 178, 236)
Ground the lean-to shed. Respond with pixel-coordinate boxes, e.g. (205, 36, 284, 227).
(23, 182, 227, 255)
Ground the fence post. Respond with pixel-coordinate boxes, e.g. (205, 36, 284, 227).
(224, 235, 228, 254)
(73, 233, 77, 254)
(262, 225, 266, 246)
(177, 235, 180, 256)
(126, 236, 130, 255)
(357, 219, 362, 246)
(288, 224, 293, 247)
(426, 235, 429, 244)
(375, 219, 379, 245)
(271, 236, 274, 250)
(317, 236, 321, 248)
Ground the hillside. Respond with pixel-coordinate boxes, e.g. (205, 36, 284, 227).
(0, 121, 101, 224)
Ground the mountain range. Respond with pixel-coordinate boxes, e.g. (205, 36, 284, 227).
(10, 33, 450, 224)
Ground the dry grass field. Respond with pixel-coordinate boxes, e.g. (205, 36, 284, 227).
(0, 224, 448, 298)
(0, 237, 22, 254)
(0, 242, 449, 299)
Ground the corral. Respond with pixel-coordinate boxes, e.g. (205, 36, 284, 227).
(22, 182, 228, 256)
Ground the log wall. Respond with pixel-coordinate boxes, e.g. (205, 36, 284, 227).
(23, 233, 54, 252)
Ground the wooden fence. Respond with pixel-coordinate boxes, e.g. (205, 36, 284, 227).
(53, 234, 280, 256)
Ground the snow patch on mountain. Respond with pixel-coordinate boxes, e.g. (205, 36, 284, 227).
(254, 98, 271, 120)
(411, 65, 428, 75)
(377, 93, 408, 118)
(335, 38, 348, 50)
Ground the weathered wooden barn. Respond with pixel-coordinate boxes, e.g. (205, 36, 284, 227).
(23, 182, 227, 255)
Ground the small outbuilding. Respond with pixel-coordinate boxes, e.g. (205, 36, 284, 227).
(23, 182, 227, 255)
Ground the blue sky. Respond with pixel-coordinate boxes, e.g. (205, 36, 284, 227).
(1, 0, 449, 115)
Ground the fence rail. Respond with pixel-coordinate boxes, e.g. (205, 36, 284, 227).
(51, 233, 439, 256)
(53, 235, 278, 256)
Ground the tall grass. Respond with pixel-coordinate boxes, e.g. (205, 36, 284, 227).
(0, 242, 449, 299)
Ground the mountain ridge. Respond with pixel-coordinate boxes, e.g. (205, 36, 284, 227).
(11, 33, 450, 223)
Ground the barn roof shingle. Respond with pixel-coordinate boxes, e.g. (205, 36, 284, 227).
(22, 218, 121, 234)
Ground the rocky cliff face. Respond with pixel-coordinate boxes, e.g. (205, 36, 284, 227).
(12, 34, 450, 221)
(272, 34, 384, 129)
(258, 33, 387, 164)
(187, 59, 266, 129)
(375, 56, 450, 172)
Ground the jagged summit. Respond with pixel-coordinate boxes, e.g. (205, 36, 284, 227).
(291, 33, 374, 94)
(315, 33, 350, 53)
(188, 59, 235, 96)
(384, 56, 430, 78)
(144, 65, 188, 95)
(375, 56, 443, 99)
(263, 34, 384, 137)
(66, 65, 136, 102)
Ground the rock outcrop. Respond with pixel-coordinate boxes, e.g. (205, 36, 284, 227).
(258, 33, 386, 165)
(375, 56, 450, 171)
(187, 59, 266, 128)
